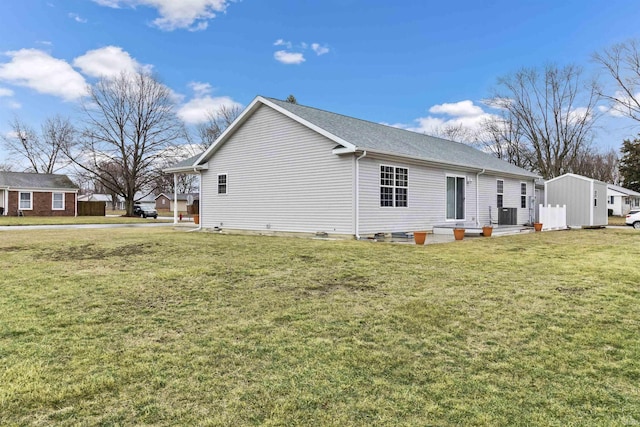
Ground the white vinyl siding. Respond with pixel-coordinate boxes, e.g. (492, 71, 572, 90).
(200, 105, 354, 234)
(477, 175, 532, 225)
(358, 157, 478, 234)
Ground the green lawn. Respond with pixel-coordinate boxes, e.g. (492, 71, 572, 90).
(608, 215, 628, 226)
(1, 228, 639, 425)
(0, 216, 173, 226)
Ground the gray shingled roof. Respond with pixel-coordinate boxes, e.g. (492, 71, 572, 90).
(164, 153, 204, 172)
(265, 97, 538, 178)
(0, 171, 78, 190)
(607, 183, 640, 197)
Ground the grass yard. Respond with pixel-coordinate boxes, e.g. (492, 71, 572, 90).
(608, 215, 628, 226)
(1, 228, 639, 425)
(0, 216, 173, 226)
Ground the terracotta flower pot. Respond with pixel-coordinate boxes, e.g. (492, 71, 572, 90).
(453, 228, 465, 240)
(482, 226, 493, 237)
(414, 231, 427, 245)
(193, 214, 200, 225)
(534, 222, 542, 232)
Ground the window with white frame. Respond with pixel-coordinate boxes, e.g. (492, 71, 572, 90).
(497, 179, 504, 208)
(218, 174, 227, 194)
(520, 182, 527, 209)
(19, 192, 32, 210)
(380, 165, 408, 207)
(609, 196, 614, 204)
(52, 192, 64, 210)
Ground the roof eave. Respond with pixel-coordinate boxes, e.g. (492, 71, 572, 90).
(163, 163, 209, 174)
(352, 148, 540, 179)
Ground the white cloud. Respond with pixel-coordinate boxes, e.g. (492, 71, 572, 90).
(68, 12, 88, 23)
(311, 43, 329, 56)
(37, 40, 53, 46)
(177, 83, 242, 124)
(393, 100, 497, 140)
(0, 49, 87, 101)
(8, 100, 21, 109)
(274, 50, 305, 65)
(429, 100, 484, 117)
(73, 46, 152, 78)
(274, 39, 292, 49)
(91, 0, 232, 31)
(272, 40, 330, 64)
(567, 107, 592, 124)
(0, 87, 13, 97)
(188, 81, 213, 97)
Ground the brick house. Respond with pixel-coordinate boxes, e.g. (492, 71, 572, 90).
(0, 171, 79, 216)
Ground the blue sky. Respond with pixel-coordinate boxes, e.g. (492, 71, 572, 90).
(1, 0, 640, 166)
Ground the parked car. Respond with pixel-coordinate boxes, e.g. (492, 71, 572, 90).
(625, 210, 640, 229)
(133, 205, 158, 219)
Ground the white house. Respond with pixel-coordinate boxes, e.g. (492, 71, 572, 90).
(607, 184, 640, 216)
(165, 96, 540, 237)
(545, 173, 607, 228)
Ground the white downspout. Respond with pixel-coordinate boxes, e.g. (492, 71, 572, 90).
(173, 174, 178, 225)
(195, 167, 202, 231)
(355, 150, 367, 239)
(475, 169, 485, 227)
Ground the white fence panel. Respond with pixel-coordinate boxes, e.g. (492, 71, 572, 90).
(538, 204, 567, 230)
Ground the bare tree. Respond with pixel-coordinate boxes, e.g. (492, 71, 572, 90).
(2, 115, 75, 173)
(485, 64, 600, 179)
(571, 148, 620, 184)
(431, 123, 480, 146)
(593, 40, 640, 122)
(66, 71, 185, 216)
(0, 162, 14, 171)
(197, 104, 242, 148)
(481, 114, 535, 170)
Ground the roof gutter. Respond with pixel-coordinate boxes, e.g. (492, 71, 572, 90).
(343, 148, 540, 180)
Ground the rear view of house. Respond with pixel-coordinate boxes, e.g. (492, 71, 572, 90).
(0, 171, 79, 216)
(165, 96, 539, 237)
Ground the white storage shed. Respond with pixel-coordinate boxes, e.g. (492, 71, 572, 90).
(544, 173, 607, 228)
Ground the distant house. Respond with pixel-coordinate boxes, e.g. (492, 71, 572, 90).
(78, 193, 116, 209)
(165, 96, 540, 236)
(607, 184, 640, 216)
(545, 173, 607, 227)
(0, 171, 79, 216)
(155, 193, 198, 212)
